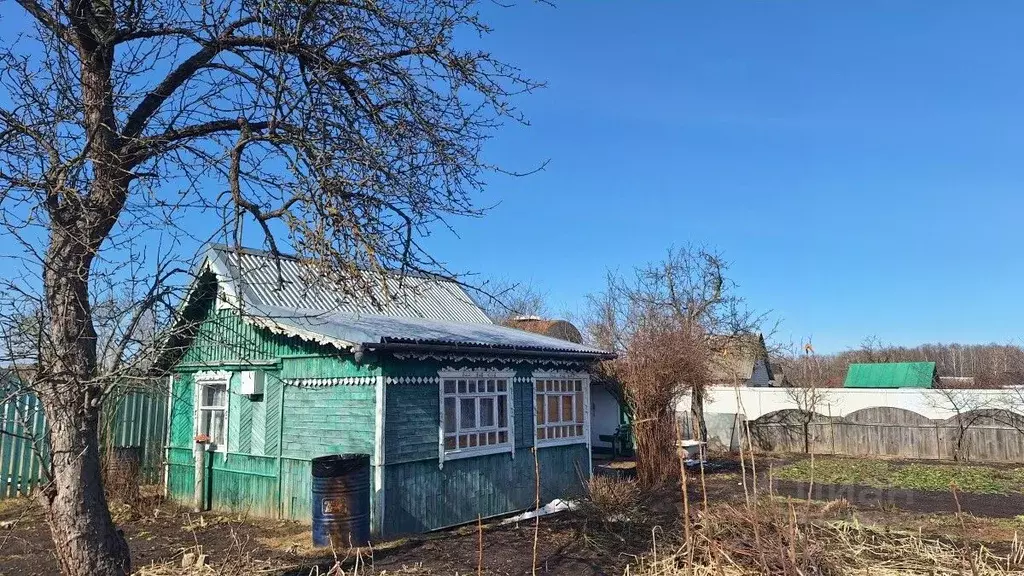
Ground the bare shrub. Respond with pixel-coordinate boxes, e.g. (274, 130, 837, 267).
(102, 447, 142, 505)
(585, 246, 766, 489)
(575, 475, 679, 552)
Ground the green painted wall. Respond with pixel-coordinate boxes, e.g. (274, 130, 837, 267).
(382, 443, 588, 535)
(379, 356, 592, 535)
(281, 385, 376, 460)
(165, 287, 593, 536)
(382, 357, 589, 463)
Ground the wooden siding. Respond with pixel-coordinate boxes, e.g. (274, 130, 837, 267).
(381, 357, 586, 463)
(165, 288, 593, 535)
(281, 385, 376, 460)
(1, 387, 165, 500)
(382, 443, 588, 535)
(180, 304, 329, 365)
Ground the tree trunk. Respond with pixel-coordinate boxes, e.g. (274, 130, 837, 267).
(40, 233, 131, 576)
(41, 399, 130, 576)
(690, 385, 708, 448)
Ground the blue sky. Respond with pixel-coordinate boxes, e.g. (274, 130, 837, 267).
(419, 1, 1024, 353)
(4, 2, 1024, 354)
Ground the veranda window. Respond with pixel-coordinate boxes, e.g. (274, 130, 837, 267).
(440, 372, 513, 459)
(534, 376, 587, 446)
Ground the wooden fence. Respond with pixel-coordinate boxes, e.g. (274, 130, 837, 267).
(0, 387, 167, 500)
(746, 406, 1024, 463)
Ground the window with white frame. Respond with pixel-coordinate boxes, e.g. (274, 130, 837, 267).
(195, 372, 229, 451)
(440, 371, 513, 457)
(534, 375, 587, 445)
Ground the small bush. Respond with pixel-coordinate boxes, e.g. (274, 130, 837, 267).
(575, 475, 679, 552)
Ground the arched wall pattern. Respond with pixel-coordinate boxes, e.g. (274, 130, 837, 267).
(680, 386, 1024, 422)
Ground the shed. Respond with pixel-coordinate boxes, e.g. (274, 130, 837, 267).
(843, 362, 937, 389)
(159, 246, 612, 537)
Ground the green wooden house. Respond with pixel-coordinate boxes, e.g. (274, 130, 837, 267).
(161, 246, 612, 537)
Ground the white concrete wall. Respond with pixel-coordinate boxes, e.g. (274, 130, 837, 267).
(678, 385, 1024, 422)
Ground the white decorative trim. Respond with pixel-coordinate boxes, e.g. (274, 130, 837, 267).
(532, 369, 589, 379)
(373, 374, 386, 534)
(437, 368, 517, 469)
(442, 444, 515, 461)
(532, 370, 592, 473)
(285, 377, 375, 387)
(394, 351, 586, 366)
(195, 370, 232, 383)
(438, 376, 445, 470)
(194, 371, 231, 453)
(384, 376, 439, 385)
(439, 367, 516, 379)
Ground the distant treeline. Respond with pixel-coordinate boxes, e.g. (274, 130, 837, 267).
(775, 341, 1024, 388)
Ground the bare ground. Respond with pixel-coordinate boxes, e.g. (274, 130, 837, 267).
(2, 455, 1024, 575)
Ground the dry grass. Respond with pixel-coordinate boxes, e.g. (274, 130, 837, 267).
(625, 496, 1023, 576)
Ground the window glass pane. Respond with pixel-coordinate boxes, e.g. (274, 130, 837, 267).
(547, 396, 559, 423)
(468, 380, 477, 393)
(562, 395, 573, 421)
(480, 397, 495, 427)
(444, 398, 457, 433)
(536, 395, 545, 424)
(459, 435, 469, 448)
(458, 380, 466, 394)
(576, 425, 584, 436)
(488, 432, 496, 444)
(498, 395, 508, 427)
(203, 383, 226, 407)
(497, 381, 507, 392)
(499, 431, 508, 443)
(445, 436, 457, 450)
(460, 398, 476, 430)
(211, 410, 225, 445)
(486, 379, 494, 393)
(576, 392, 585, 423)
(537, 427, 546, 439)
(444, 380, 456, 394)
(469, 434, 478, 447)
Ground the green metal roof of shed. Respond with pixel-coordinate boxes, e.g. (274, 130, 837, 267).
(843, 362, 936, 388)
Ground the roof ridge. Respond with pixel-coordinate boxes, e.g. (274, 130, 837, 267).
(208, 244, 454, 282)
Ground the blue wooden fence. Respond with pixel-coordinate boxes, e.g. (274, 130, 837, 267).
(0, 387, 167, 500)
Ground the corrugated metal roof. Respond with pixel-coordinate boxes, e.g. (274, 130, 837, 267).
(844, 362, 936, 388)
(245, 304, 610, 356)
(205, 245, 491, 325)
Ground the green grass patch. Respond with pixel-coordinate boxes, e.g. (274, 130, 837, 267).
(773, 457, 1024, 494)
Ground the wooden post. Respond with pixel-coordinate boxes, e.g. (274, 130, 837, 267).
(193, 443, 205, 512)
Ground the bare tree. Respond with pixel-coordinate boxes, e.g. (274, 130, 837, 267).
(477, 277, 548, 323)
(0, 1, 540, 573)
(584, 245, 765, 487)
(928, 387, 993, 462)
(779, 350, 831, 454)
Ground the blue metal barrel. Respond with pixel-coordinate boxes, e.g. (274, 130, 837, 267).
(311, 454, 371, 548)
